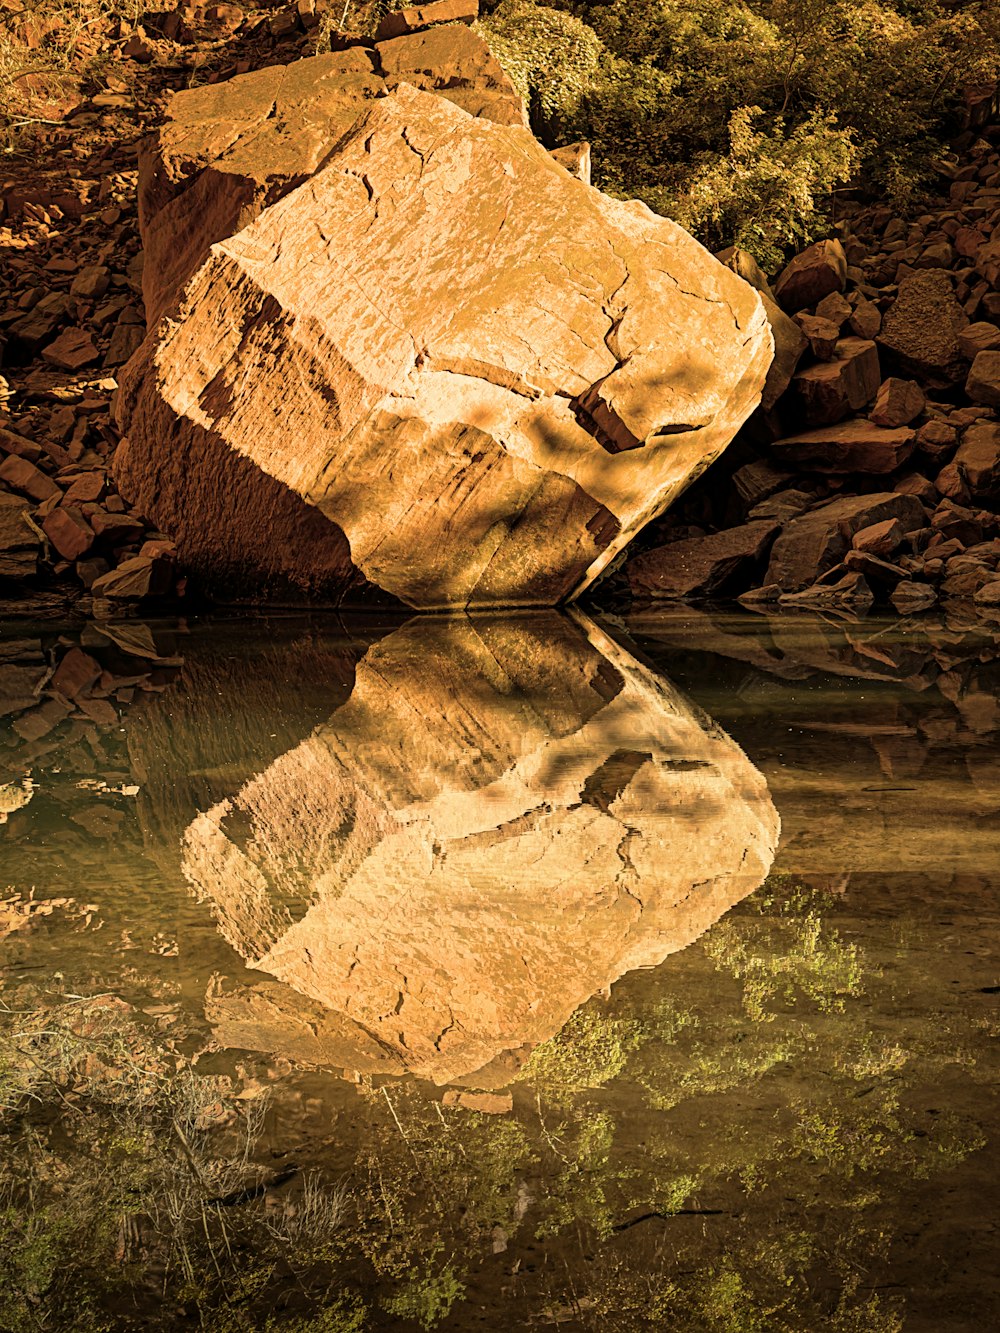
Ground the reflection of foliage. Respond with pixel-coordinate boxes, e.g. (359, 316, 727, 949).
(0, 870, 989, 1331)
(703, 878, 864, 1022)
(519, 998, 695, 1098)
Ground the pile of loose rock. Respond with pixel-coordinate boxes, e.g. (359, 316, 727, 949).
(0, 0, 366, 616)
(625, 125, 1000, 618)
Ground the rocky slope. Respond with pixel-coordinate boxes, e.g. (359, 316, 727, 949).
(2, 0, 1000, 617)
(625, 121, 1000, 621)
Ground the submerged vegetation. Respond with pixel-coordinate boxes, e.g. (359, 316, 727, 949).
(479, 0, 1000, 265)
(0, 875, 988, 1330)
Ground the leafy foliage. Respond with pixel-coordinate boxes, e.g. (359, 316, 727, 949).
(479, 0, 1000, 266)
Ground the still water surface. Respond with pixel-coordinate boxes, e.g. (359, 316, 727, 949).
(1, 609, 997, 1331)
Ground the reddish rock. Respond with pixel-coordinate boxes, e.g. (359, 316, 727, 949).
(852, 517, 905, 558)
(70, 265, 111, 300)
(848, 296, 881, 340)
(43, 506, 94, 560)
(935, 461, 970, 503)
(765, 492, 926, 590)
(870, 377, 925, 428)
(894, 472, 939, 504)
(877, 269, 967, 385)
(891, 580, 937, 613)
(787, 337, 880, 425)
(958, 321, 1000, 360)
(62, 472, 106, 505)
(90, 510, 146, 544)
(770, 418, 915, 474)
(41, 327, 100, 370)
(375, 0, 478, 41)
(0, 492, 39, 579)
(0, 454, 61, 502)
(814, 291, 852, 329)
(974, 578, 1000, 607)
(794, 313, 840, 360)
(779, 570, 874, 613)
(966, 350, 1000, 406)
(915, 418, 958, 458)
(774, 239, 847, 313)
(955, 420, 1000, 494)
(627, 521, 779, 600)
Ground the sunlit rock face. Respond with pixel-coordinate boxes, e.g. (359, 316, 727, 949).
(182, 614, 778, 1084)
(116, 70, 772, 608)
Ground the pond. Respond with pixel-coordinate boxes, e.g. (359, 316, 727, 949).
(1, 608, 997, 1332)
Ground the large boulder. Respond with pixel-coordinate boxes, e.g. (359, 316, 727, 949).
(116, 81, 773, 609)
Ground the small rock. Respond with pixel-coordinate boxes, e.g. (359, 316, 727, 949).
(848, 296, 882, 340)
(915, 418, 958, 459)
(779, 571, 874, 613)
(814, 291, 853, 328)
(794, 313, 841, 361)
(50, 647, 101, 699)
(955, 420, 1000, 495)
(852, 517, 905, 558)
(70, 265, 111, 301)
(891, 580, 938, 613)
(774, 239, 848, 313)
(90, 554, 173, 600)
(870, 377, 925, 428)
(958, 321, 1000, 360)
(0, 454, 61, 502)
(627, 521, 779, 600)
(966, 349, 1000, 406)
(41, 327, 100, 370)
(43, 506, 94, 560)
(974, 578, 1000, 607)
(787, 337, 880, 425)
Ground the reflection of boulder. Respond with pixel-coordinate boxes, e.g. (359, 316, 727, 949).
(182, 612, 778, 1084)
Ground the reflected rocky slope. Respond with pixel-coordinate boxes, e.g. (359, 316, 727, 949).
(134, 613, 780, 1084)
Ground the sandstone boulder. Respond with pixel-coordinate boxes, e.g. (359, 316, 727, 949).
(117, 84, 772, 609)
(717, 246, 806, 410)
